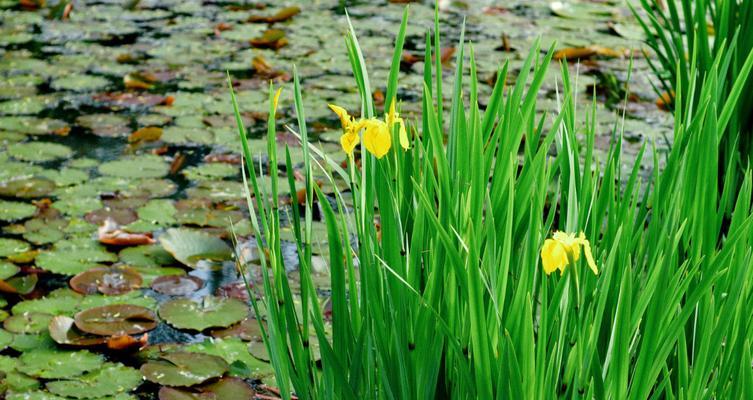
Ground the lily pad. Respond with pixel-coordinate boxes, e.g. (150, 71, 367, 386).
(45, 362, 142, 399)
(0, 177, 56, 198)
(159, 228, 232, 268)
(51, 74, 110, 92)
(159, 296, 247, 331)
(17, 349, 104, 379)
(8, 142, 73, 162)
(36, 245, 117, 275)
(4, 312, 54, 334)
(158, 377, 255, 400)
(0, 261, 20, 280)
(0, 200, 37, 222)
(74, 304, 157, 336)
(0, 238, 31, 258)
(70, 266, 143, 295)
(140, 352, 228, 387)
(150, 275, 203, 296)
(0, 328, 13, 350)
(98, 154, 169, 179)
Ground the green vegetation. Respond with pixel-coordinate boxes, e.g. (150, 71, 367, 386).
(233, 7, 753, 400)
(634, 0, 753, 214)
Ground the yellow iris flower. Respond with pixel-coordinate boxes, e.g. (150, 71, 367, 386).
(386, 101, 409, 150)
(328, 104, 361, 156)
(361, 118, 391, 159)
(329, 102, 407, 159)
(540, 231, 598, 276)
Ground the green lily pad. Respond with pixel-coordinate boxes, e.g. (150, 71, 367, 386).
(159, 296, 247, 331)
(185, 337, 272, 379)
(0, 261, 20, 280)
(51, 74, 110, 92)
(159, 228, 232, 268)
(0, 328, 13, 350)
(74, 304, 157, 336)
(5, 370, 41, 391)
(118, 244, 175, 268)
(182, 163, 238, 180)
(45, 362, 142, 399)
(140, 352, 228, 387)
(36, 245, 117, 275)
(99, 155, 169, 179)
(40, 168, 89, 186)
(0, 177, 56, 198)
(0, 200, 36, 222)
(52, 197, 103, 217)
(13, 296, 82, 316)
(4, 312, 53, 334)
(0, 238, 31, 258)
(17, 349, 104, 379)
(134, 199, 176, 226)
(8, 142, 73, 162)
(22, 218, 67, 244)
(0, 117, 67, 135)
(6, 391, 68, 400)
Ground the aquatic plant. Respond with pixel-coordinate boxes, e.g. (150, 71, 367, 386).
(232, 6, 753, 400)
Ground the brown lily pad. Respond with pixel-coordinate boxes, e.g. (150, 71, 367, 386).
(250, 29, 288, 50)
(210, 318, 264, 341)
(70, 266, 143, 295)
(141, 352, 229, 387)
(159, 377, 255, 400)
(74, 304, 157, 336)
(151, 275, 203, 296)
(248, 6, 301, 23)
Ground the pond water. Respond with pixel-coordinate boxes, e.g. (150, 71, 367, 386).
(0, 0, 670, 398)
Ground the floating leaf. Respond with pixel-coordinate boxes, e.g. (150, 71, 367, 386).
(0, 199, 37, 222)
(0, 177, 56, 198)
(159, 228, 232, 268)
(248, 6, 301, 23)
(36, 246, 117, 276)
(51, 74, 110, 92)
(98, 155, 169, 179)
(8, 142, 73, 162)
(250, 29, 288, 50)
(211, 318, 264, 342)
(0, 238, 31, 258)
(158, 377, 255, 400)
(69, 266, 143, 295)
(0, 329, 12, 351)
(140, 352, 228, 387)
(159, 296, 247, 331)
(74, 304, 157, 336)
(45, 362, 142, 398)
(0, 261, 20, 280)
(4, 312, 53, 334)
(553, 45, 624, 61)
(128, 126, 163, 143)
(150, 275, 203, 296)
(17, 349, 104, 379)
